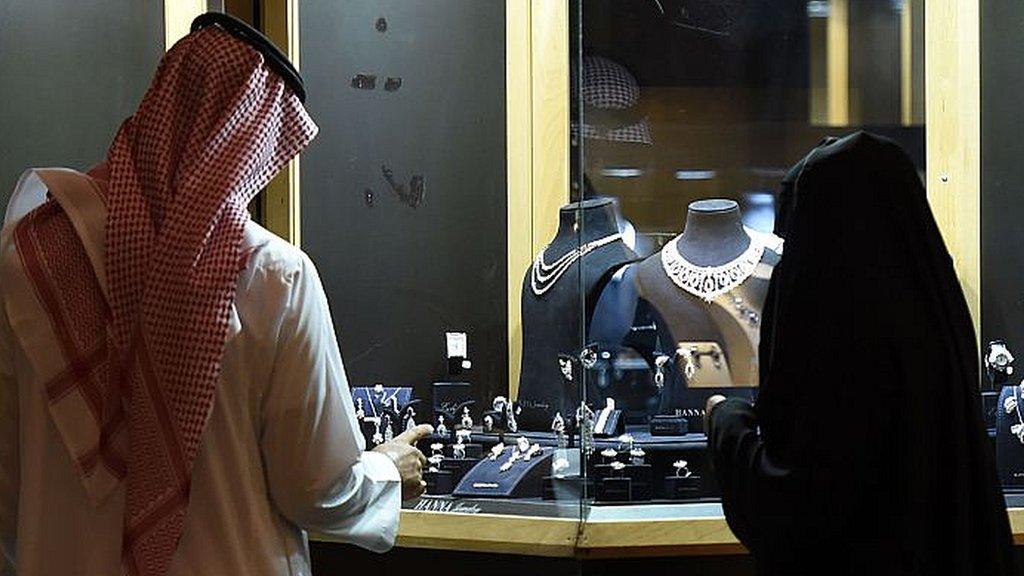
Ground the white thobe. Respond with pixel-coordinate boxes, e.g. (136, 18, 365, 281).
(0, 169, 401, 575)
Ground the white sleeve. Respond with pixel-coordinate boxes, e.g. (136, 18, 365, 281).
(260, 253, 401, 553)
(0, 288, 18, 575)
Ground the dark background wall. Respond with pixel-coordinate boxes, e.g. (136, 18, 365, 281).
(981, 1, 1024, 361)
(0, 0, 163, 217)
(299, 1, 508, 401)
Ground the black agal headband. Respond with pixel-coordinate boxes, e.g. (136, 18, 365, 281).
(190, 11, 306, 103)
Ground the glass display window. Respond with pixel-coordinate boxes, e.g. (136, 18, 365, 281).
(190, 0, 1005, 561)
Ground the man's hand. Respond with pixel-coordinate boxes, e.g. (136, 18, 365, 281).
(704, 394, 727, 435)
(373, 424, 433, 500)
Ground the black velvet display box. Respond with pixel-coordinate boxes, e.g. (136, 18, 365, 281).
(452, 446, 554, 498)
(593, 410, 625, 438)
(432, 382, 472, 420)
(424, 469, 456, 495)
(596, 477, 632, 502)
(624, 463, 652, 501)
(664, 474, 701, 499)
(649, 414, 689, 436)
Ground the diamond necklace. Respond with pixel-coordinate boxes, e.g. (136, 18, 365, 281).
(531, 232, 623, 296)
(660, 229, 764, 302)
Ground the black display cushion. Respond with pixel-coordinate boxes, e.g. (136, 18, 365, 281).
(452, 446, 555, 498)
(424, 469, 456, 495)
(624, 463, 653, 501)
(664, 475, 701, 500)
(650, 414, 689, 436)
(597, 477, 632, 502)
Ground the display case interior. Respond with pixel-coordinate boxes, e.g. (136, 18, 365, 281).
(296, 0, 929, 517)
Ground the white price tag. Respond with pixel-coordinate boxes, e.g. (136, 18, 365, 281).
(445, 332, 468, 359)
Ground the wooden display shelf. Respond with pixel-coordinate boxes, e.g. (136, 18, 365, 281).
(312, 505, 1024, 558)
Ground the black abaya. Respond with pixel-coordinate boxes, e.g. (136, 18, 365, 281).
(709, 132, 1015, 575)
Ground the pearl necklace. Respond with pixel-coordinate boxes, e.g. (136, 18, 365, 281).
(531, 232, 623, 296)
(660, 230, 764, 302)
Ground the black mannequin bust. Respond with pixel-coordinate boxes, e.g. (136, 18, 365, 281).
(589, 199, 779, 419)
(516, 198, 637, 430)
(634, 199, 776, 389)
(674, 199, 750, 265)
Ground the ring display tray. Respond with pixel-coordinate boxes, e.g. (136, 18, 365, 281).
(453, 446, 554, 498)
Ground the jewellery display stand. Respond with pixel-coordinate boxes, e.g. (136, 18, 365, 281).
(517, 199, 638, 429)
(996, 385, 1024, 487)
(594, 200, 777, 419)
(453, 446, 555, 498)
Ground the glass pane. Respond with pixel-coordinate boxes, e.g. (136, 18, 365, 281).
(981, 1, 1024, 499)
(299, 0, 585, 544)
(574, 0, 926, 505)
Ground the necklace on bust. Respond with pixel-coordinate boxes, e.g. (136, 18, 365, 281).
(531, 232, 623, 296)
(660, 229, 765, 302)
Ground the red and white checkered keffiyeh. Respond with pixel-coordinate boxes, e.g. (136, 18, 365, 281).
(10, 26, 317, 575)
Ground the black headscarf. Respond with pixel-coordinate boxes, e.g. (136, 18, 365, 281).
(726, 132, 1014, 574)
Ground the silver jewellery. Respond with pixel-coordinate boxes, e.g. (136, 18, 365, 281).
(430, 443, 444, 458)
(552, 412, 567, 449)
(483, 415, 495, 433)
(428, 454, 444, 473)
(577, 403, 596, 456)
(678, 344, 698, 379)
(558, 357, 575, 381)
(371, 418, 384, 445)
(660, 231, 764, 302)
(630, 448, 646, 465)
(499, 452, 520, 472)
(436, 416, 448, 437)
(452, 441, 467, 459)
(609, 461, 627, 476)
(730, 293, 760, 328)
(404, 406, 417, 432)
(531, 233, 623, 296)
(1011, 384, 1024, 445)
(654, 354, 671, 387)
(506, 402, 520, 433)
(988, 341, 1015, 376)
(523, 444, 542, 461)
(673, 460, 692, 478)
(382, 415, 394, 443)
(489, 443, 505, 460)
(600, 448, 618, 464)
(516, 436, 531, 454)
(460, 407, 474, 430)
(355, 398, 366, 421)
(456, 428, 472, 445)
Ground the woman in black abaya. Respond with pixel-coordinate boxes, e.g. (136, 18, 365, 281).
(707, 132, 1015, 575)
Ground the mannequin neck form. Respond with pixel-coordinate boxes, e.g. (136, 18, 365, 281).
(548, 199, 621, 253)
(675, 199, 750, 266)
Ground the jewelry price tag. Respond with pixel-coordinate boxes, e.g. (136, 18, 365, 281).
(445, 332, 468, 358)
